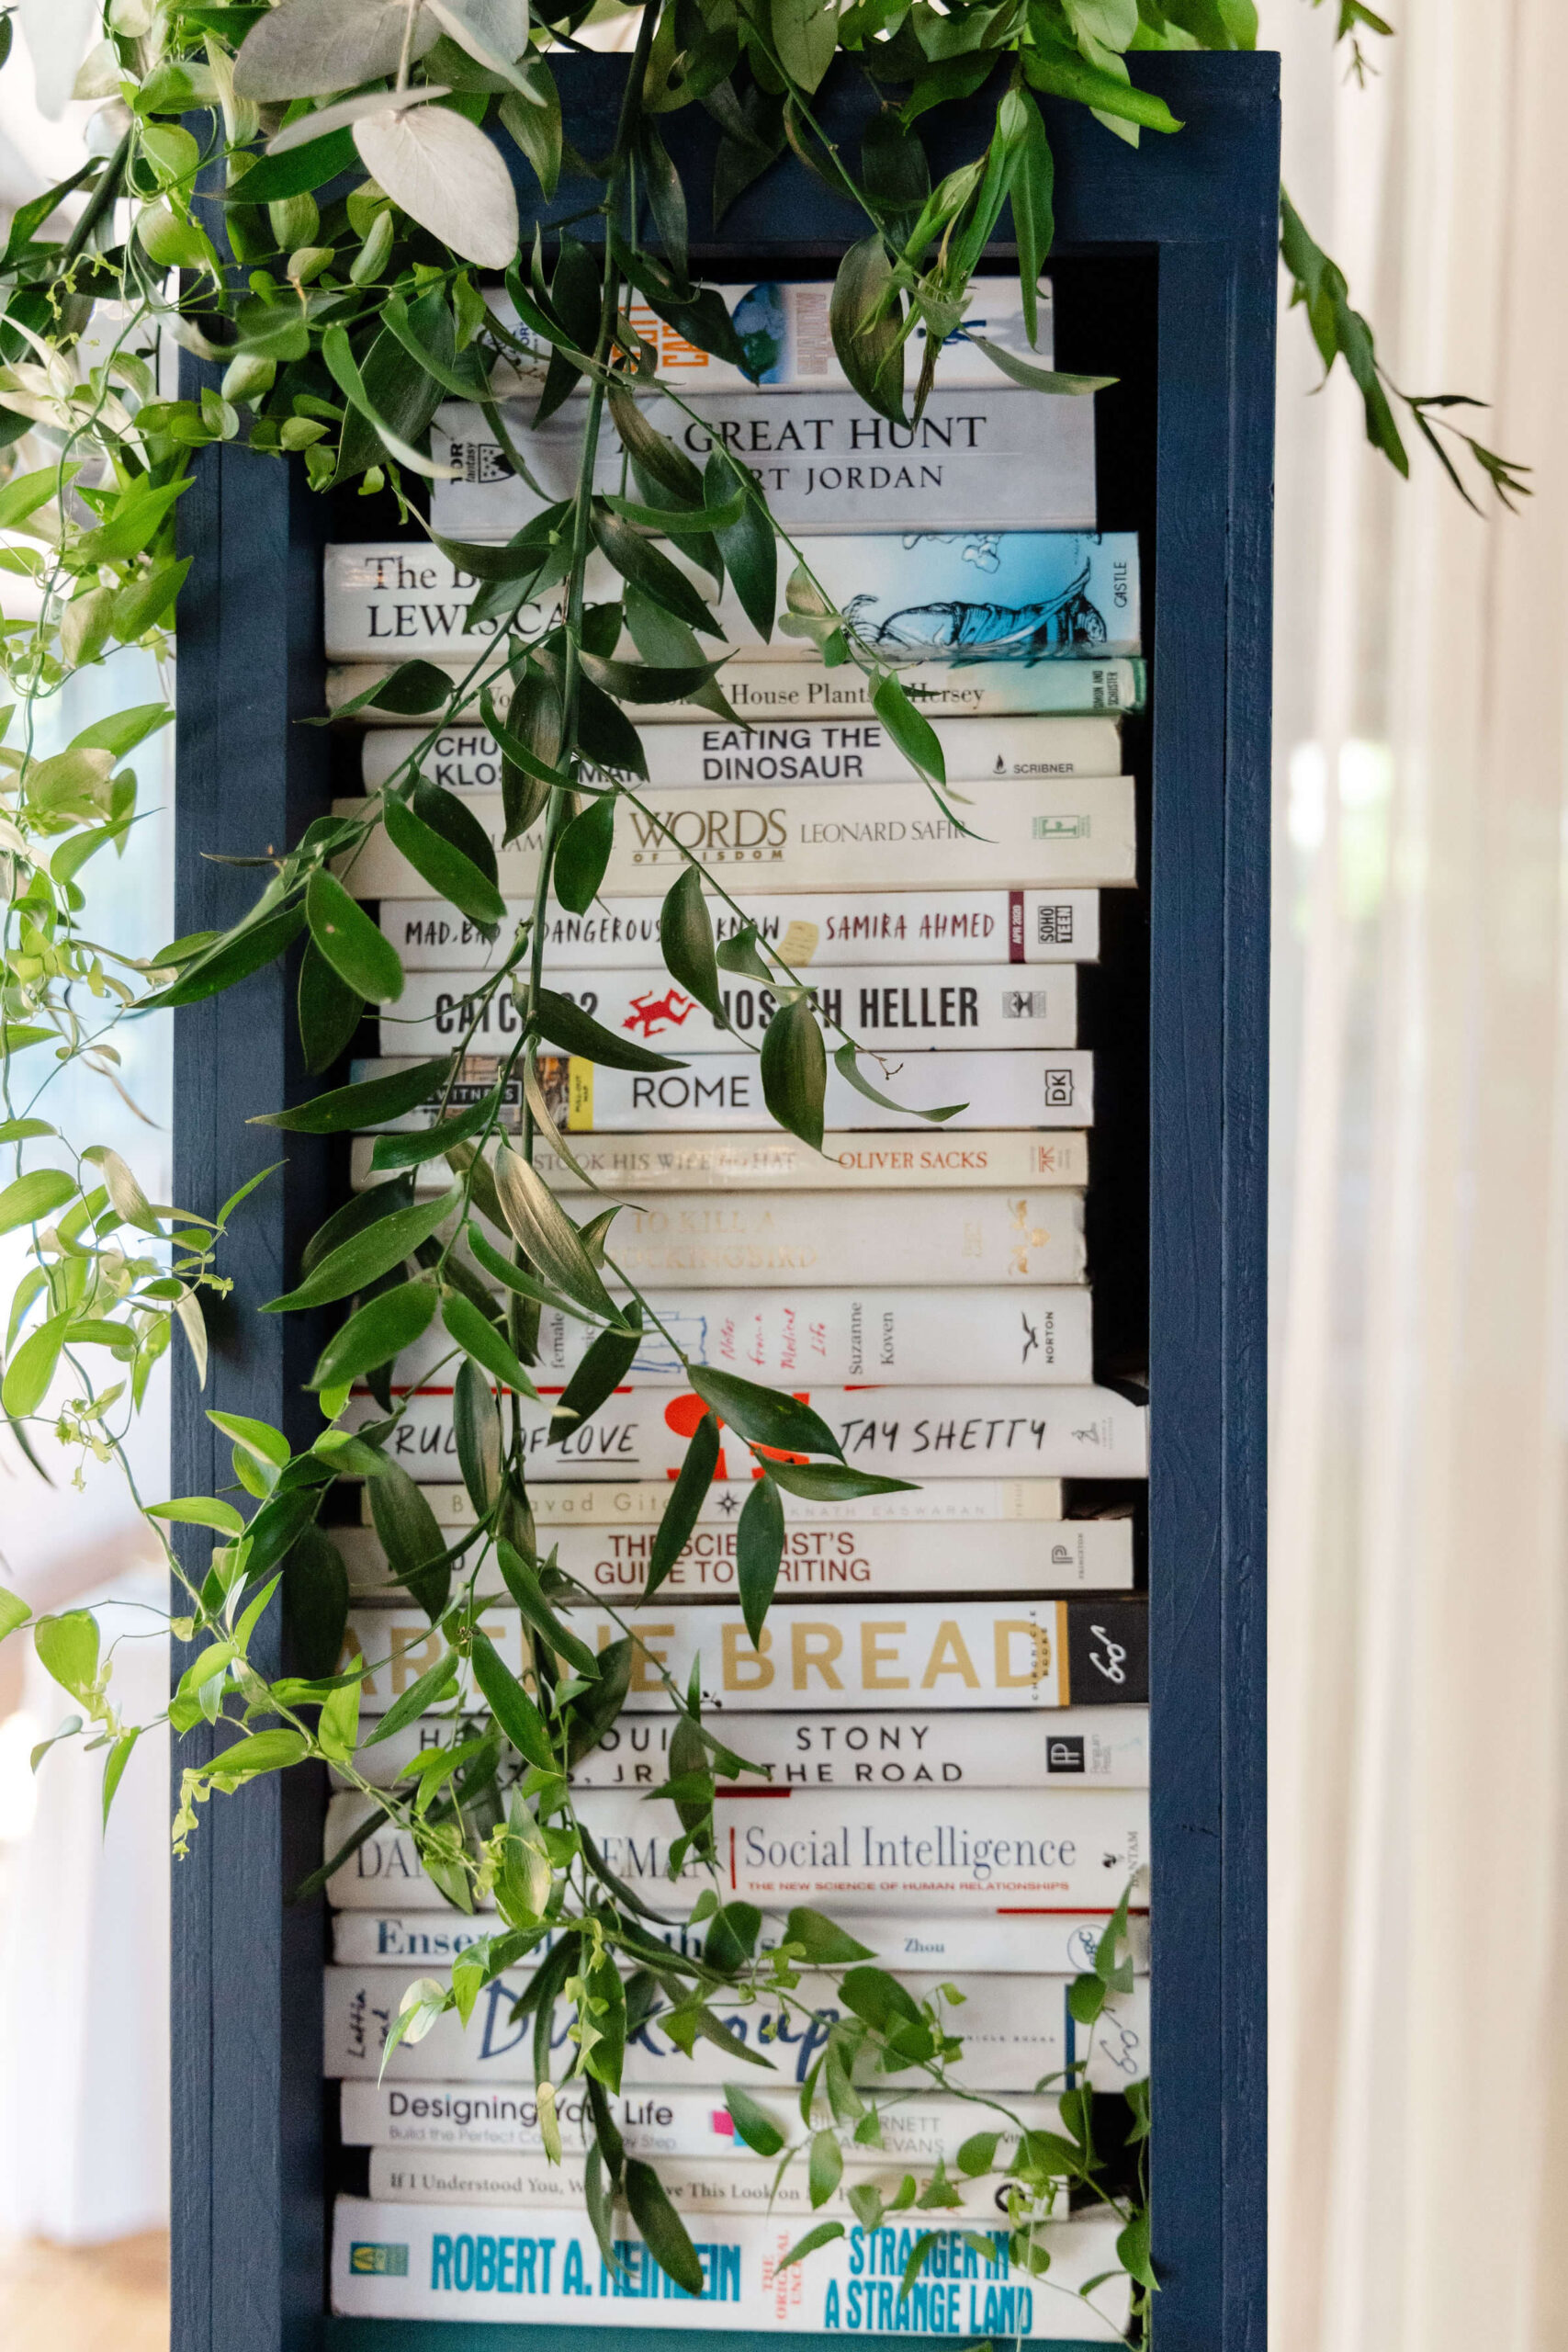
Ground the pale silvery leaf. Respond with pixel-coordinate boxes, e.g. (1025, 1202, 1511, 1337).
(71, 38, 121, 101)
(232, 0, 440, 101)
(423, 0, 532, 94)
(354, 105, 518, 268)
(175, 1290, 209, 1387)
(266, 85, 450, 155)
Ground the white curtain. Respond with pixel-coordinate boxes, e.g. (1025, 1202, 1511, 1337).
(1266, 2, 1568, 2347)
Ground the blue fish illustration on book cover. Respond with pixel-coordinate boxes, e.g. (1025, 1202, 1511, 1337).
(809, 532, 1140, 664)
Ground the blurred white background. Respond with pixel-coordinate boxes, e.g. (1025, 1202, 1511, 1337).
(3, 5, 1568, 2349)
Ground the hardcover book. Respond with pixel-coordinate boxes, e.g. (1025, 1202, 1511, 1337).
(349, 1129, 1092, 1194)
(349, 1047, 1096, 1133)
(327, 654, 1147, 724)
(378, 888, 1102, 970)
(349, 1383, 1148, 1483)
(359, 718, 1121, 795)
(341, 1596, 1149, 1715)
(334, 772, 1137, 897)
(323, 534, 1140, 666)
(328, 2196, 1132, 2337)
(381, 965, 1077, 1057)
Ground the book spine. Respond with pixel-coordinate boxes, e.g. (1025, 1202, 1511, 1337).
(354, 1475, 1067, 1528)
(478, 277, 1055, 395)
(348, 1049, 1096, 1132)
(361, 718, 1120, 795)
(327, 655, 1148, 724)
(383, 967, 1077, 1058)
(324, 534, 1141, 664)
(341, 1597, 1150, 1718)
(351, 1383, 1148, 1483)
(329, 2195, 1130, 2335)
(342, 1513, 1130, 1603)
(333, 774, 1137, 897)
(367, 2149, 1027, 2222)
(331, 1903, 1148, 1973)
(340, 2081, 1069, 2164)
(430, 386, 1095, 539)
(378, 888, 1101, 971)
(322, 1965, 1148, 2092)
(382, 1284, 1095, 1390)
(349, 1129, 1091, 1193)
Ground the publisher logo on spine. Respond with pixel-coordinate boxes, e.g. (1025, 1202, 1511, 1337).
(1046, 1736, 1086, 1773)
(350, 2243, 410, 2277)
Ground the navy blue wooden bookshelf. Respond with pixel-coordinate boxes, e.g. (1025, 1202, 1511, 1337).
(173, 48, 1274, 2352)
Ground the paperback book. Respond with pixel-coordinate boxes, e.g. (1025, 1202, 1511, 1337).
(323, 534, 1140, 666)
(327, 654, 1147, 724)
(367, 2148, 1023, 2222)
(378, 887, 1102, 970)
(431, 385, 1095, 537)
(328, 2196, 1132, 2337)
(339, 1510, 1130, 1603)
(333, 773, 1137, 897)
(382, 964, 1077, 1057)
(349, 1047, 1096, 1133)
(355, 1476, 1069, 1528)
(341, 1597, 1150, 1716)
(322, 1963, 1149, 2092)
(348, 1129, 1091, 1193)
(349, 1383, 1148, 1483)
(360, 717, 1121, 796)
(383, 1283, 1096, 1389)
(346, 1186, 1089, 1289)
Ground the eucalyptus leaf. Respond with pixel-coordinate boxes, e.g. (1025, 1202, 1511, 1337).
(355, 104, 520, 272)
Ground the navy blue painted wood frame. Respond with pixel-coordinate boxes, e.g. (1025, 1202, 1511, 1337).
(173, 48, 1274, 2352)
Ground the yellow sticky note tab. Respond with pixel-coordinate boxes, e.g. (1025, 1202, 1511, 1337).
(779, 920, 820, 966)
(568, 1057, 593, 1130)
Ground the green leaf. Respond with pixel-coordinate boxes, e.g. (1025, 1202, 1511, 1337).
(0, 1586, 31, 1643)
(900, 2232, 939, 2297)
(646, 1408, 720, 1596)
(723, 2081, 785, 2156)
(221, 127, 358, 205)
(957, 2130, 1001, 2177)
(1115, 2208, 1156, 2292)
(140, 901, 307, 1010)
(486, 674, 562, 843)
(2, 1309, 72, 1417)
(0, 1121, 56, 1145)
(454, 1357, 502, 1516)
(658, 868, 726, 1023)
(548, 1309, 642, 1445)
(440, 1288, 539, 1398)
(566, 1634, 634, 1768)
(736, 1473, 784, 1647)
(553, 793, 616, 916)
(306, 867, 405, 1003)
(498, 64, 562, 198)
(872, 669, 945, 786)
(601, 487, 747, 537)
(784, 1906, 875, 1966)
(298, 938, 364, 1076)
(284, 1523, 350, 1678)
(70, 703, 173, 761)
(362, 1643, 459, 1746)
(323, 320, 457, 484)
(265, 1187, 460, 1312)
(205, 1728, 310, 1788)
(317, 1672, 362, 1767)
(470, 1625, 557, 1770)
(590, 502, 720, 639)
(369, 1088, 503, 1173)
(761, 991, 826, 1150)
(1022, 38, 1183, 130)
(101, 1727, 141, 1829)
(253, 1056, 454, 1135)
(705, 446, 775, 641)
(774, 2220, 844, 2273)
(833, 1037, 962, 1125)
(578, 650, 729, 707)
(808, 2128, 844, 2208)
(492, 1146, 619, 1321)
(146, 1495, 247, 1536)
(771, 0, 840, 89)
(687, 1366, 842, 1461)
(384, 793, 506, 930)
(34, 1609, 99, 1704)
(329, 660, 456, 720)
(0, 1168, 75, 1236)
(309, 1277, 439, 1389)
(533, 986, 684, 1073)
(623, 2160, 705, 2295)
(761, 1461, 917, 1503)
(368, 1456, 451, 1620)
(829, 234, 905, 422)
(1067, 1972, 1107, 2026)
(494, 1541, 601, 1679)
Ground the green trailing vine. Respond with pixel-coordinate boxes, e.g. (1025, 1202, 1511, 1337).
(0, 0, 1520, 2336)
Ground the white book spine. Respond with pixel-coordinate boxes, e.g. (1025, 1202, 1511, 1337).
(431, 385, 1095, 538)
(361, 718, 1120, 795)
(331, 1905, 1147, 1974)
(341, 1596, 1148, 1718)
(350, 1047, 1096, 1132)
(326, 1788, 1145, 1912)
(329, 2195, 1132, 2336)
(350, 1383, 1147, 1483)
(323, 535, 1140, 665)
(334, 774, 1136, 897)
(382, 966, 1077, 1058)
(341, 2081, 1069, 2163)
(355, 1476, 1066, 1529)
(341, 1513, 1128, 1605)
(328, 655, 1147, 724)
(323, 1966, 1149, 2093)
(384, 1284, 1094, 1390)
(378, 888, 1100, 970)
(367, 2148, 1032, 2222)
(476, 277, 1055, 396)
(350, 1129, 1091, 1193)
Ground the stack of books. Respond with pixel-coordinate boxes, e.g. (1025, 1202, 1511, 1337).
(323, 274, 1146, 2342)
